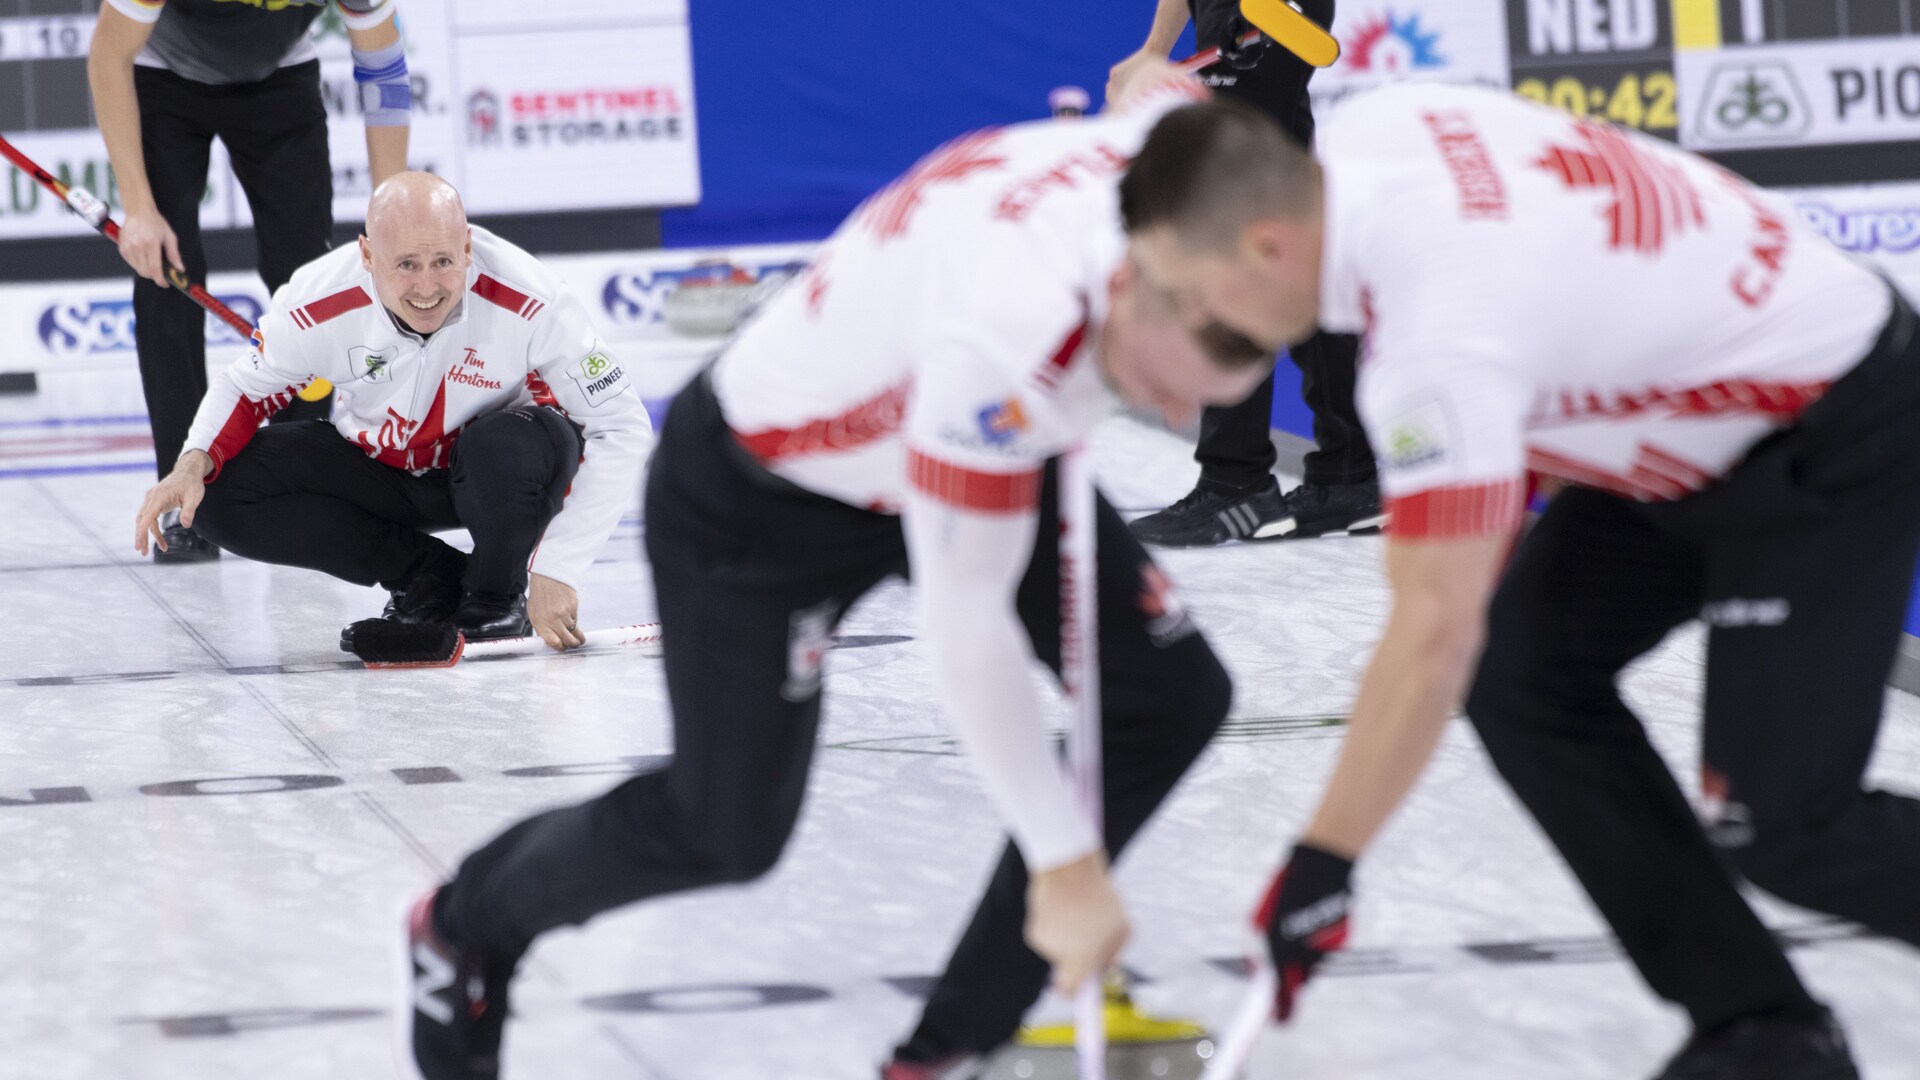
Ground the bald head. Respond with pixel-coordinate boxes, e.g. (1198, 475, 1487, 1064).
(360, 172, 471, 335)
(367, 171, 467, 239)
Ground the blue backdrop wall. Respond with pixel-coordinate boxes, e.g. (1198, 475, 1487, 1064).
(660, 1, 1194, 248)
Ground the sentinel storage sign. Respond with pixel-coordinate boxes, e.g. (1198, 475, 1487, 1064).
(0, 0, 697, 240)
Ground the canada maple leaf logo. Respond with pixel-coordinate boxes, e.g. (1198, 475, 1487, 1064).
(1535, 121, 1704, 256)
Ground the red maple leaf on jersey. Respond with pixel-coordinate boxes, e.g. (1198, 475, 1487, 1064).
(1535, 120, 1704, 256)
(860, 128, 1009, 241)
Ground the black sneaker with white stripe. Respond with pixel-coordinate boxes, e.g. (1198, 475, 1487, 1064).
(1128, 477, 1385, 547)
(1268, 479, 1387, 540)
(399, 889, 513, 1080)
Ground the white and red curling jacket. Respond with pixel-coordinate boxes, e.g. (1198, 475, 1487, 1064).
(711, 82, 1208, 872)
(182, 225, 652, 590)
(1316, 83, 1892, 539)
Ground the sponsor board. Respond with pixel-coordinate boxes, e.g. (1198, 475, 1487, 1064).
(1678, 38, 1920, 152)
(1307, 5, 1513, 115)
(36, 293, 264, 360)
(0, 270, 270, 375)
(0, 245, 813, 379)
(453, 25, 700, 214)
(0, 0, 697, 239)
(1782, 181, 1920, 300)
(564, 243, 815, 337)
(0, 130, 239, 242)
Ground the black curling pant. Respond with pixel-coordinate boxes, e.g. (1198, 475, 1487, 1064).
(134, 60, 335, 479)
(433, 374, 1233, 1055)
(1190, 0, 1375, 492)
(1194, 330, 1374, 491)
(1465, 293, 1920, 1032)
(191, 407, 583, 596)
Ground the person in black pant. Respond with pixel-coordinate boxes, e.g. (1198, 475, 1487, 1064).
(1121, 86, 1919, 1076)
(132, 174, 652, 649)
(194, 405, 583, 624)
(398, 89, 1268, 1078)
(422, 378, 1230, 1075)
(1461, 301, 1920, 1076)
(90, 0, 411, 561)
(1459, 338, 1920, 1053)
(1112, 0, 1382, 547)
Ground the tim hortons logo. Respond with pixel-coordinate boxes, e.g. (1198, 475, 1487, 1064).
(448, 347, 503, 390)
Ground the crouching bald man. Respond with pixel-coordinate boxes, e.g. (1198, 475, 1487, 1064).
(133, 172, 652, 649)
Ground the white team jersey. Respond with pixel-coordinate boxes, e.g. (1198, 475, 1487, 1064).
(711, 83, 1207, 873)
(182, 225, 653, 589)
(714, 81, 1206, 514)
(1316, 84, 1893, 538)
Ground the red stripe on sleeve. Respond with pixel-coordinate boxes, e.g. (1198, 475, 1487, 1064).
(1385, 479, 1527, 540)
(907, 450, 1042, 514)
(472, 275, 537, 318)
(203, 387, 302, 479)
(296, 286, 373, 328)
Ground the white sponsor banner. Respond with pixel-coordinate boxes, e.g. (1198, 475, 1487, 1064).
(544, 242, 816, 341)
(0, 269, 267, 375)
(0, 242, 817, 376)
(1782, 181, 1920, 300)
(0, 130, 238, 242)
(1678, 37, 1920, 152)
(1309, 3, 1512, 116)
(452, 24, 700, 214)
(0, 0, 698, 240)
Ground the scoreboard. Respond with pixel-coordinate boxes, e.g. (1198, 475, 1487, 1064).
(0, 3, 96, 134)
(1494, 0, 1920, 182)
(1673, 0, 1920, 170)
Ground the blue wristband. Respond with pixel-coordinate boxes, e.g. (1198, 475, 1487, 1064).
(351, 40, 412, 127)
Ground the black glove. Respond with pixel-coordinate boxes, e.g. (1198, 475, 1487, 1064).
(1216, 17, 1269, 69)
(1255, 843, 1354, 1020)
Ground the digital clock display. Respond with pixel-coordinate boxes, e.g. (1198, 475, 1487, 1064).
(1515, 69, 1679, 135)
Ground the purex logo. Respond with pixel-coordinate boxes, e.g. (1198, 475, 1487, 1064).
(37, 295, 265, 358)
(1344, 11, 1447, 73)
(1797, 202, 1920, 254)
(600, 261, 806, 325)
